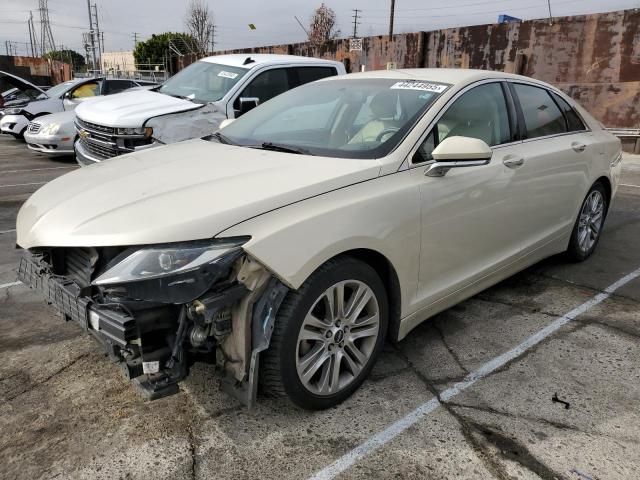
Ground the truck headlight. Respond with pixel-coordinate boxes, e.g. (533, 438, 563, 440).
(116, 126, 153, 137)
(92, 237, 249, 303)
(5, 107, 22, 115)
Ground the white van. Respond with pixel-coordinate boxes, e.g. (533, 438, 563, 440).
(73, 54, 346, 165)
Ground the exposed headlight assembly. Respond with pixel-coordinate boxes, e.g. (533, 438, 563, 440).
(92, 237, 249, 303)
(116, 126, 153, 137)
(5, 107, 22, 115)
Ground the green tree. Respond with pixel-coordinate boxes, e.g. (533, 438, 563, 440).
(43, 49, 86, 70)
(133, 32, 199, 67)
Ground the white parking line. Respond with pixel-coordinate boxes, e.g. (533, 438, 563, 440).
(0, 229, 16, 235)
(0, 281, 21, 290)
(0, 182, 46, 189)
(620, 183, 640, 188)
(1, 166, 76, 174)
(308, 266, 640, 480)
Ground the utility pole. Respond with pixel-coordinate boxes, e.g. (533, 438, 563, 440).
(28, 11, 37, 57)
(547, 0, 553, 25)
(92, 4, 102, 72)
(294, 16, 309, 37)
(352, 9, 361, 38)
(210, 25, 216, 53)
(132, 32, 140, 49)
(86, 0, 97, 72)
(388, 0, 395, 40)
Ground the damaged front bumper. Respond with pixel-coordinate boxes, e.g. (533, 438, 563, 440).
(17, 249, 287, 407)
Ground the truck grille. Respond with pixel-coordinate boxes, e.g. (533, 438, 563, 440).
(78, 136, 119, 160)
(28, 122, 41, 134)
(76, 117, 116, 136)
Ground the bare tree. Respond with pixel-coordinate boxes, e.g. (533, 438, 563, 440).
(185, 0, 215, 54)
(308, 3, 340, 45)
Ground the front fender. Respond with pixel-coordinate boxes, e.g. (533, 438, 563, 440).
(146, 104, 227, 144)
(218, 171, 421, 317)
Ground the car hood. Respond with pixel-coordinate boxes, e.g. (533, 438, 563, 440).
(75, 89, 203, 128)
(33, 109, 76, 126)
(0, 71, 48, 97)
(17, 139, 381, 248)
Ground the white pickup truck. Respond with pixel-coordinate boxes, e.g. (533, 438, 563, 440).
(74, 54, 346, 165)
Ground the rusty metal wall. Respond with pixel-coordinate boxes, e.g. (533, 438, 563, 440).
(215, 9, 640, 129)
(0, 56, 72, 86)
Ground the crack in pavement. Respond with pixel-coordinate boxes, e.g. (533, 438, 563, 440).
(391, 344, 565, 480)
(432, 322, 471, 376)
(5, 352, 91, 402)
(187, 425, 197, 480)
(575, 317, 640, 339)
(533, 272, 640, 305)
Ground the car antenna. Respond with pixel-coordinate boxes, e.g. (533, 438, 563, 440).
(243, 57, 255, 65)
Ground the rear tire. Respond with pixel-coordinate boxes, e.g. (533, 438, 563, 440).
(260, 256, 388, 410)
(566, 182, 608, 262)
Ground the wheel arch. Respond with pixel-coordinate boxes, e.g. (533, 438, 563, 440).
(594, 175, 612, 211)
(324, 248, 402, 343)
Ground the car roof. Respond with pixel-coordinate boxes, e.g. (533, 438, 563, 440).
(200, 53, 342, 69)
(330, 68, 552, 88)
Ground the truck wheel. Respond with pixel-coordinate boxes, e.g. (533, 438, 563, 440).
(261, 256, 388, 410)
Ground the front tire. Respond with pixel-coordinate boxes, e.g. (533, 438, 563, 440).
(261, 256, 388, 410)
(566, 182, 608, 262)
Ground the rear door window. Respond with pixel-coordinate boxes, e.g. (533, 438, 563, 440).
(513, 83, 566, 139)
(550, 92, 587, 132)
(294, 67, 338, 86)
(105, 80, 134, 95)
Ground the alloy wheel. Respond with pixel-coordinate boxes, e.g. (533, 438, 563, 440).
(577, 190, 605, 253)
(295, 280, 380, 396)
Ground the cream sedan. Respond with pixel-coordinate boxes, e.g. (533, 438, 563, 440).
(16, 69, 621, 409)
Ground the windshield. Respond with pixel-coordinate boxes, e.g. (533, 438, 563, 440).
(37, 80, 77, 99)
(159, 61, 248, 104)
(216, 78, 449, 159)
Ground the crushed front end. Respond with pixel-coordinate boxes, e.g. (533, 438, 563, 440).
(17, 239, 287, 406)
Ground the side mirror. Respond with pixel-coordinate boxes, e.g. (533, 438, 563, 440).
(219, 118, 235, 129)
(237, 97, 259, 116)
(63, 91, 72, 100)
(425, 136, 492, 177)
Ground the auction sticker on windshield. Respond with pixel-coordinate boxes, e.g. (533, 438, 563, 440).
(218, 71, 239, 79)
(390, 81, 448, 93)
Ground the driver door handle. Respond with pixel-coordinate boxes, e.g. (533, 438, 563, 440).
(571, 142, 587, 153)
(503, 156, 525, 168)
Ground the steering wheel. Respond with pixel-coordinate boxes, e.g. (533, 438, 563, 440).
(376, 127, 400, 142)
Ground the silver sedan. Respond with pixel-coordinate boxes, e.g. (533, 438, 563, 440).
(24, 110, 76, 157)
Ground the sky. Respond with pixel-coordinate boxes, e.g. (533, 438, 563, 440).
(1, 0, 639, 57)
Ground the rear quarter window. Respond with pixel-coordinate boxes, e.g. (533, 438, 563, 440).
(295, 67, 338, 86)
(550, 92, 587, 132)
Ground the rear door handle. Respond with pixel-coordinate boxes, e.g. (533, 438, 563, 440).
(571, 142, 587, 153)
(503, 156, 525, 168)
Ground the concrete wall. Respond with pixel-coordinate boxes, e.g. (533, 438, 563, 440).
(215, 9, 640, 130)
(0, 55, 72, 87)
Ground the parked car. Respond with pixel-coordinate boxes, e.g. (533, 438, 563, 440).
(73, 54, 346, 165)
(16, 69, 621, 409)
(23, 110, 76, 156)
(0, 77, 157, 139)
(0, 71, 48, 119)
(24, 83, 157, 158)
